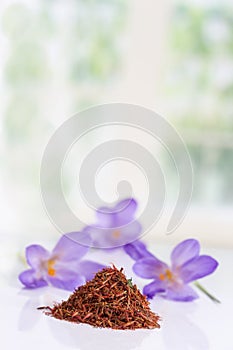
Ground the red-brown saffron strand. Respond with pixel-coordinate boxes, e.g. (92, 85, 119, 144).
(40, 266, 160, 330)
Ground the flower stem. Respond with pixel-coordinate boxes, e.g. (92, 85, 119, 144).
(194, 281, 220, 304)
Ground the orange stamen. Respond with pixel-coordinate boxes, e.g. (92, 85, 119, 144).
(159, 269, 173, 281)
(47, 259, 56, 277)
(165, 269, 173, 280)
(112, 230, 121, 239)
(159, 273, 165, 281)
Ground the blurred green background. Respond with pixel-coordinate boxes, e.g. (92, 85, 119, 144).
(0, 0, 232, 247)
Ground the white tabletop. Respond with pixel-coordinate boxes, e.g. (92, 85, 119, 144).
(1, 245, 232, 350)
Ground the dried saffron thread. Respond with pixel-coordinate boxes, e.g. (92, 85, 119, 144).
(39, 266, 160, 330)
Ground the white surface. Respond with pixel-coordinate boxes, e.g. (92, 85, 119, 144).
(1, 246, 233, 350)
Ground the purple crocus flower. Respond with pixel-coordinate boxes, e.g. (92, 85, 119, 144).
(124, 240, 155, 260)
(131, 239, 218, 301)
(83, 198, 142, 249)
(19, 232, 104, 291)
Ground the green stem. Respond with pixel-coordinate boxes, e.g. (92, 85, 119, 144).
(194, 281, 221, 304)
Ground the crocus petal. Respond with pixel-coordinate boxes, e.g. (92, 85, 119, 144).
(96, 198, 138, 228)
(48, 268, 85, 291)
(179, 255, 218, 283)
(19, 269, 48, 289)
(83, 225, 108, 247)
(133, 257, 168, 279)
(84, 220, 142, 248)
(96, 207, 116, 228)
(124, 240, 155, 261)
(165, 284, 199, 302)
(171, 239, 200, 268)
(26, 245, 50, 269)
(52, 232, 90, 263)
(114, 198, 138, 225)
(143, 280, 166, 299)
(117, 221, 142, 245)
(77, 260, 105, 281)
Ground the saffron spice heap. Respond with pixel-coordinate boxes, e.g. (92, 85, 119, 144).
(44, 266, 160, 330)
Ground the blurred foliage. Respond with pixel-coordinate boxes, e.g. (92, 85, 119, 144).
(5, 42, 49, 85)
(4, 94, 38, 143)
(69, 0, 126, 83)
(1, 0, 232, 210)
(2, 0, 127, 131)
(1, 0, 128, 216)
(166, 2, 233, 132)
(162, 1, 233, 204)
(2, 0, 127, 142)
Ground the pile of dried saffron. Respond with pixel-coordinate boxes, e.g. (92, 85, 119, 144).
(44, 266, 160, 330)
